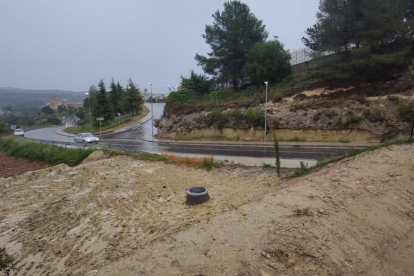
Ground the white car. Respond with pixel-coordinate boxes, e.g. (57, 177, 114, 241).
(74, 133, 99, 144)
(13, 128, 24, 136)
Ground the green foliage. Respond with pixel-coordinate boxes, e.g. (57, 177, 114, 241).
(0, 247, 16, 276)
(195, 0, 268, 88)
(46, 116, 62, 125)
(0, 136, 93, 166)
(65, 114, 135, 134)
(109, 79, 124, 114)
(92, 80, 114, 125)
(41, 105, 54, 115)
(181, 70, 213, 93)
(244, 39, 291, 86)
(199, 159, 223, 171)
(304, 0, 412, 82)
(365, 104, 386, 122)
(398, 99, 414, 121)
(338, 137, 350, 143)
(0, 122, 9, 135)
(343, 111, 363, 127)
(120, 80, 144, 115)
(292, 161, 309, 177)
(245, 106, 265, 126)
(273, 136, 281, 177)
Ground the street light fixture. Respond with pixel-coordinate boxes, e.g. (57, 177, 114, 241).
(264, 81, 269, 142)
(148, 83, 154, 139)
(85, 92, 92, 132)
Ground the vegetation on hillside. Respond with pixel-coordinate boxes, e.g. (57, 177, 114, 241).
(164, 0, 414, 122)
(303, 0, 413, 82)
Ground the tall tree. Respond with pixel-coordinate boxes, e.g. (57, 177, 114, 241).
(120, 80, 144, 115)
(195, 0, 268, 89)
(109, 79, 121, 114)
(92, 80, 113, 125)
(303, 0, 409, 52)
(303, 0, 412, 80)
(244, 39, 291, 86)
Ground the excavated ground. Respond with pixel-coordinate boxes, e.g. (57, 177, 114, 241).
(1, 144, 414, 275)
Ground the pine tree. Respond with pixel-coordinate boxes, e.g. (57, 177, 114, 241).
(120, 80, 144, 115)
(92, 80, 113, 125)
(109, 79, 122, 114)
(195, 0, 268, 89)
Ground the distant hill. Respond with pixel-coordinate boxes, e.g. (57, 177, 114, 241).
(0, 87, 85, 111)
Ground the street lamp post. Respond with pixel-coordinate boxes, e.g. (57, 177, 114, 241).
(149, 83, 154, 139)
(86, 92, 92, 132)
(264, 81, 269, 142)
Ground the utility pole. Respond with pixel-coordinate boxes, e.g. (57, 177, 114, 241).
(149, 83, 154, 140)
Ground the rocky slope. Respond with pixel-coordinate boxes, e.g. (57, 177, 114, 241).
(158, 81, 414, 143)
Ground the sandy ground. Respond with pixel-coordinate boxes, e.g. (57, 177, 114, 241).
(1, 144, 414, 275)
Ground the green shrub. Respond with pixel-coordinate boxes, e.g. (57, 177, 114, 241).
(338, 137, 350, 143)
(199, 159, 223, 171)
(365, 105, 385, 122)
(245, 106, 264, 127)
(292, 161, 309, 177)
(0, 247, 16, 276)
(273, 136, 281, 177)
(397, 100, 414, 121)
(343, 112, 363, 127)
(0, 137, 93, 166)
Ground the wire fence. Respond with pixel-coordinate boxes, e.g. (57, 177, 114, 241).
(289, 48, 313, 65)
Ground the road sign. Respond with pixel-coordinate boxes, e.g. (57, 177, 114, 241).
(96, 117, 104, 121)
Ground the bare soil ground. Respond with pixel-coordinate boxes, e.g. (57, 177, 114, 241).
(0, 153, 48, 178)
(1, 144, 414, 275)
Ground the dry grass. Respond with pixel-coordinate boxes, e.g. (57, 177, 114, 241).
(162, 153, 215, 168)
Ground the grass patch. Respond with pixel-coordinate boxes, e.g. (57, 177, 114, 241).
(102, 147, 166, 162)
(65, 114, 136, 134)
(292, 161, 309, 177)
(0, 136, 93, 166)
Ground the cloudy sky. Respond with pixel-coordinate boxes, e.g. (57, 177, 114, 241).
(0, 0, 319, 93)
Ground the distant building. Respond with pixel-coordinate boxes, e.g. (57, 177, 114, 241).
(49, 96, 66, 111)
(48, 96, 82, 110)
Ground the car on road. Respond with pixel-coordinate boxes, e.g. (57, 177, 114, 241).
(13, 128, 24, 136)
(74, 133, 99, 144)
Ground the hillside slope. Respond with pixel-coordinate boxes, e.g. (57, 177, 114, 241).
(0, 144, 413, 275)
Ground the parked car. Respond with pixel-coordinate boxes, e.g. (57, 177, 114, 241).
(13, 128, 24, 136)
(74, 133, 99, 144)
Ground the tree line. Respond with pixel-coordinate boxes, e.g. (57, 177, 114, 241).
(179, 0, 414, 93)
(302, 0, 414, 81)
(181, 0, 292, 92)
(84, 79, 144, 126)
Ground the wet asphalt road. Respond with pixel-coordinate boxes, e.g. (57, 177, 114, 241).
(26, 103, 365, 160)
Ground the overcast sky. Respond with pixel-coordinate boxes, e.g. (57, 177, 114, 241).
(0, 0, 319, 93)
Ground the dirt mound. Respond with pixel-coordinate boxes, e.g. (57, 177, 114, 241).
(1, 145, 413, 275)
(81, 150, 109, 164)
